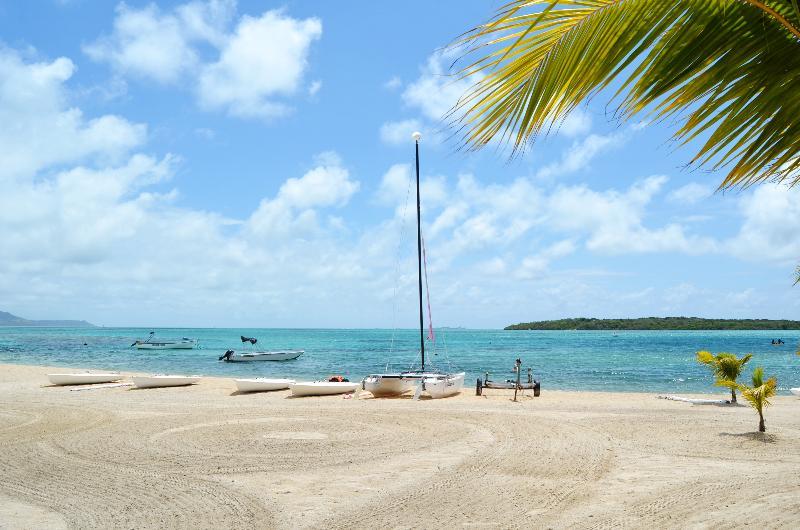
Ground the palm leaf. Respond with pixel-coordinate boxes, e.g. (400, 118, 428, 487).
(452, 0, 800, 188)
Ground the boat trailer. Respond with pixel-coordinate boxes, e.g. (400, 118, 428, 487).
(476, 358, 540, 400)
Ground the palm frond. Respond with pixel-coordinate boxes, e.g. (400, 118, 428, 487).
(452, 0, 800, 188)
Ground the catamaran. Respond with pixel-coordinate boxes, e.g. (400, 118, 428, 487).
(362, 132, 464, 399)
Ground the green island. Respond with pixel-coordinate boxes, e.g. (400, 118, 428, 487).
(504, 317, 800, 331)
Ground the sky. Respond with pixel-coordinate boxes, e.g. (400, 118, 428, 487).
(0, 0, 799, 328)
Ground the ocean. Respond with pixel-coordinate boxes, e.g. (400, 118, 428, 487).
(1, 327, 798, 394)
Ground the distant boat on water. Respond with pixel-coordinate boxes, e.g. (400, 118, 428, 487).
(131, 331, 198, 350)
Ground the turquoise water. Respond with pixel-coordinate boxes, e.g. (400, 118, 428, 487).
(1, 327, 799, 394)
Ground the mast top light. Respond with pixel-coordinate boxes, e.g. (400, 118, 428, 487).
(412, 131, 422, 142)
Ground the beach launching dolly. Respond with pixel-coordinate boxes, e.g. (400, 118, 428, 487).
(476, 358, 540, 400)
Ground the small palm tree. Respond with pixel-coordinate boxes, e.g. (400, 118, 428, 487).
(696, 351, 752, 403)
(738, 367, 777, 432)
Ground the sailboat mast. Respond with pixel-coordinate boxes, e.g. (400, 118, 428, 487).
(413, 132, 425, 371)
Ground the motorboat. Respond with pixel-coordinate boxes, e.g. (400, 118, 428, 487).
(131, 375, 200, 388)
(219, 336, 304, 362)
(131, 332, 198, 350)
(219, 350, 303, 362)
(48, 372, 122, 386)
(290, 381, 359, 397)
(235, 378, 295, 392)
(362, 132, 464, 399)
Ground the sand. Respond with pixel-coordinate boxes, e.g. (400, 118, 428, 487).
(0, 364, 799, 529)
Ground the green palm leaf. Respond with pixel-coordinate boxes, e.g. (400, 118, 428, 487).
(452, 0, 800, 189)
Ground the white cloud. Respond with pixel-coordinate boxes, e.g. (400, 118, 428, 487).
(247, 152, 359, 238)
(726, 184, 800, 262)
(383, 76, 402, 90)
(0, 47, 146, 181)
(536, 131, 626, 179)
(308, 80, 322, 96)
(516, 239, 576, 279)
(85, 2, 322, 119)
(198, 10, 322, 118)
(667, 182, 715, 205)
(547, 175, 717, 254)
(558, 108, 592, 137)
(402, 49, 478, 122)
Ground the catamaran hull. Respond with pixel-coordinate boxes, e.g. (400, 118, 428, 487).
(362, 376, 416, 396)
(423, 372, 465, 399)
(291, 382, 359, 397)
(135, 341, 197, 350)
(132, 376, 200, 388)
(363, 372, 465, 399)
(235, 378, 295, 392)
(48, 373, 122, 386)
(223, 350, 303, 362)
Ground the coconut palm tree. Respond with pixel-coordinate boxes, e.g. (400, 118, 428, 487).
(696, 350, 752, 403)
(738, 367, 777, 432)
(452, 0, 800, 189)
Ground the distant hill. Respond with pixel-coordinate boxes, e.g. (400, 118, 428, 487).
(0, 311, 95, 328)
(505, 317, 800, 331)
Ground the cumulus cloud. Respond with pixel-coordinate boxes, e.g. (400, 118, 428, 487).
(246, 152, 359, 238)
(380, 119, 424, 146)
(402, 49, 479, 122)
(558, 108, 592, 138)
(726, 184, 800, 262)
(85, 2, 321, 119)
(0, 47, 146, 180)
(198, 11, 322, 118)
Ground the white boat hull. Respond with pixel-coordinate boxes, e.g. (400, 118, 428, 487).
(235, 378, 295, 392)
(423, 372, 465, 399)
(48, 373, 122, 386)
(135, 341, 197, 350)
(224, 350, 303, 362)
(291, 381, 359, 397)
(363, 371, 464, 399)
(790, 388, 800, 397)
(132, 375, 200, 388)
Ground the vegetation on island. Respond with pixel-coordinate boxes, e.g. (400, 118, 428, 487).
(504, 317, 800, 330)
(738, 367, 778, 432)
(696, 351, 752, 403)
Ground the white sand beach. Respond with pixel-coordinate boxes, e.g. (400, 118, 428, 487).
(1, 363, 799, 529)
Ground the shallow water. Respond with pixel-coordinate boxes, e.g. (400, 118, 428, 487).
(1, 327, 798, 394)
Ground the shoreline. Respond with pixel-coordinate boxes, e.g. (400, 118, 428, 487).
(2, 362, 799, 528)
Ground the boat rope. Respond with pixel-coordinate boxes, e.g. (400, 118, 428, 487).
(389, 164, 413, 358)
(421, 235, 435, 345)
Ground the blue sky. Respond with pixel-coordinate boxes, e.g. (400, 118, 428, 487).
(0, 0, 798, 328)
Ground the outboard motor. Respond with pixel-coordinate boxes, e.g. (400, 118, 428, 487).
(219, 349, 235, 362)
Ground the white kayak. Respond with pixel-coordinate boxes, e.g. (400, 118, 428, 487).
(235, 378, 295, 393)
(290, 381, 359, 397)
(221, 350, 303, 362)
(48, 373, 122, 386)
(132, 375, 200, 388)
(790, 388, 800, 397)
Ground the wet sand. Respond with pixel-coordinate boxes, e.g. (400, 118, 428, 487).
(1, 363, 799, 529)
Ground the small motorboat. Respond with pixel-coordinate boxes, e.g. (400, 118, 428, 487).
(219, 350, 304, 362)
(235, 378, 295, 393)
(131, 375, 200, 388)
(290, 381, 359, 397)
(790, 388, 800, 397)
(131, 332, 198, 350)
(48, 372, 122, 386)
